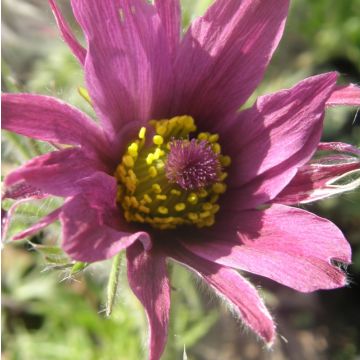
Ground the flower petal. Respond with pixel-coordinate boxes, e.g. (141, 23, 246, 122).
(224, 73, 338, 210)
(183, 204, 351, 292)
(326, 84, 360, 107)
(274, 142, 360, 204)
(12, 207, 62, 241)
(173, 0, 289, 122)
(60, 173, 151, 262)
(48, 0, 86, 64)
(154, 0, 181, 59)
(127, 242, 170, 360)
(318, 141, 360, 156)
(168, 244, 275, 344)
(3, 182, 46, 201)
(5, 148, 106, 198)
(71, 0, 173, 148)
(1, 93, 107, 156)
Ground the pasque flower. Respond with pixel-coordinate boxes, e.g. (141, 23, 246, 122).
(2, 1, 360, 359)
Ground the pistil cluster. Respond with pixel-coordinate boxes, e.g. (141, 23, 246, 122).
(114, 116, 231, 230)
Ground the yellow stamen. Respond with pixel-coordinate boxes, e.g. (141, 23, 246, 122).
(114, 115, 231, 230)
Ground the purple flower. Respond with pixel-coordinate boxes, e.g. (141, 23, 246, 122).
(2, 1, 360, 359)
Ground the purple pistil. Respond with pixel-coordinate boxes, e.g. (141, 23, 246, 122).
(165, 139, 221, 190)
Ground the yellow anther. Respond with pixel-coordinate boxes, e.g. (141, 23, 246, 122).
(146, 153, 155, 165)
(123, 155, 134, 168)
(188, 212, 199, 221)
(198, 189, 208, 198)
(209, 134, 219, 143)
(212, 143, 221, 154)
(130, 196, 139, 208)
(200, 211, 211, 219)
(210, 195, 219, 204)
(198, 132, 209, 141)
(220, 172, 228, 181)
(156, 160, 165, 170)
(143, 194, 152, 204)
(128, 142, 138, 157)
(152, 183, 162, 194)
(116, 164, 127, 177)
(139, 127, 146, 139)
(187, 193, 198, 205)
(153, 135, 164, 145)
(220, 155, 231, 167)
(134, 213, 145, 223)
(153, 148, 163, 160)
(156, 194, 167, 201)
(124, 196, 131, 207)
(170, 189, 181, 196)
(175, 203, 186, 212)
(183, 116, 195, 130)
(128, 169, 137, 182)
(158, 206, 169, 215)
(212, 204, 220, 214)
(202, 203, 213, 211)
(138, 205, 150, 214)
(204, 216, 215, 227)
(124, 211, 132, 222)
(213, 182, 227, 194)
(157, 124, 167, 136)
(148, 166, 157, 178)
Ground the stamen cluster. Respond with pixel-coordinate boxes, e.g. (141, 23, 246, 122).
(114, 116, 231, 230)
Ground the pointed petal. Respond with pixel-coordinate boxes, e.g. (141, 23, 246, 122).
(169, 245, 275, 344)
(1, 93, 107, 156)
(154, 0, 181, 59)
(12, 208, 62, 241)
(326, 84, 360, 107)
(127, 242, 170, 360)
(183, 204, 351, 292)
(318, 141, 360, 156)
(71, 0, 173, 148)
(5, 148, 106, 198)
(60, 173, 151, 262)
(61, 196, 151, 262)
(274, 142, 360, 204)
(224, 73, 337, 210)
(3, 182, 46, 201)
(173, 0, 289, 122)
(48, 0, 86, 64)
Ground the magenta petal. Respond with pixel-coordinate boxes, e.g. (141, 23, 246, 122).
(127, 242, 170, 360)
(1, 94, 107, 156)
(154, 0, 181, 59)
(318, 141, 360, 156)
(224, 72, 338, 210)
(48, 0, 86, 65)
(1, 198, 59, 242)
(169, 245, 275, 344)
(183, 204, 351, 292)
(274, 142, 360, 204)
(61, 195, 151, 262)
(173, 0, 289, 122)
(12, 208, 62, 241)
(5, 148, 106, 198)
(71, 0, 173, 148)
(326, 84, 360, 106)
(3, 182, 46, 201)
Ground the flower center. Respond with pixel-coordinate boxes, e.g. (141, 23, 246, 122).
(114, 116, 231, 230)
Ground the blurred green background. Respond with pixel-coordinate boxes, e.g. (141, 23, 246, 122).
(2, 0, 360, 359)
